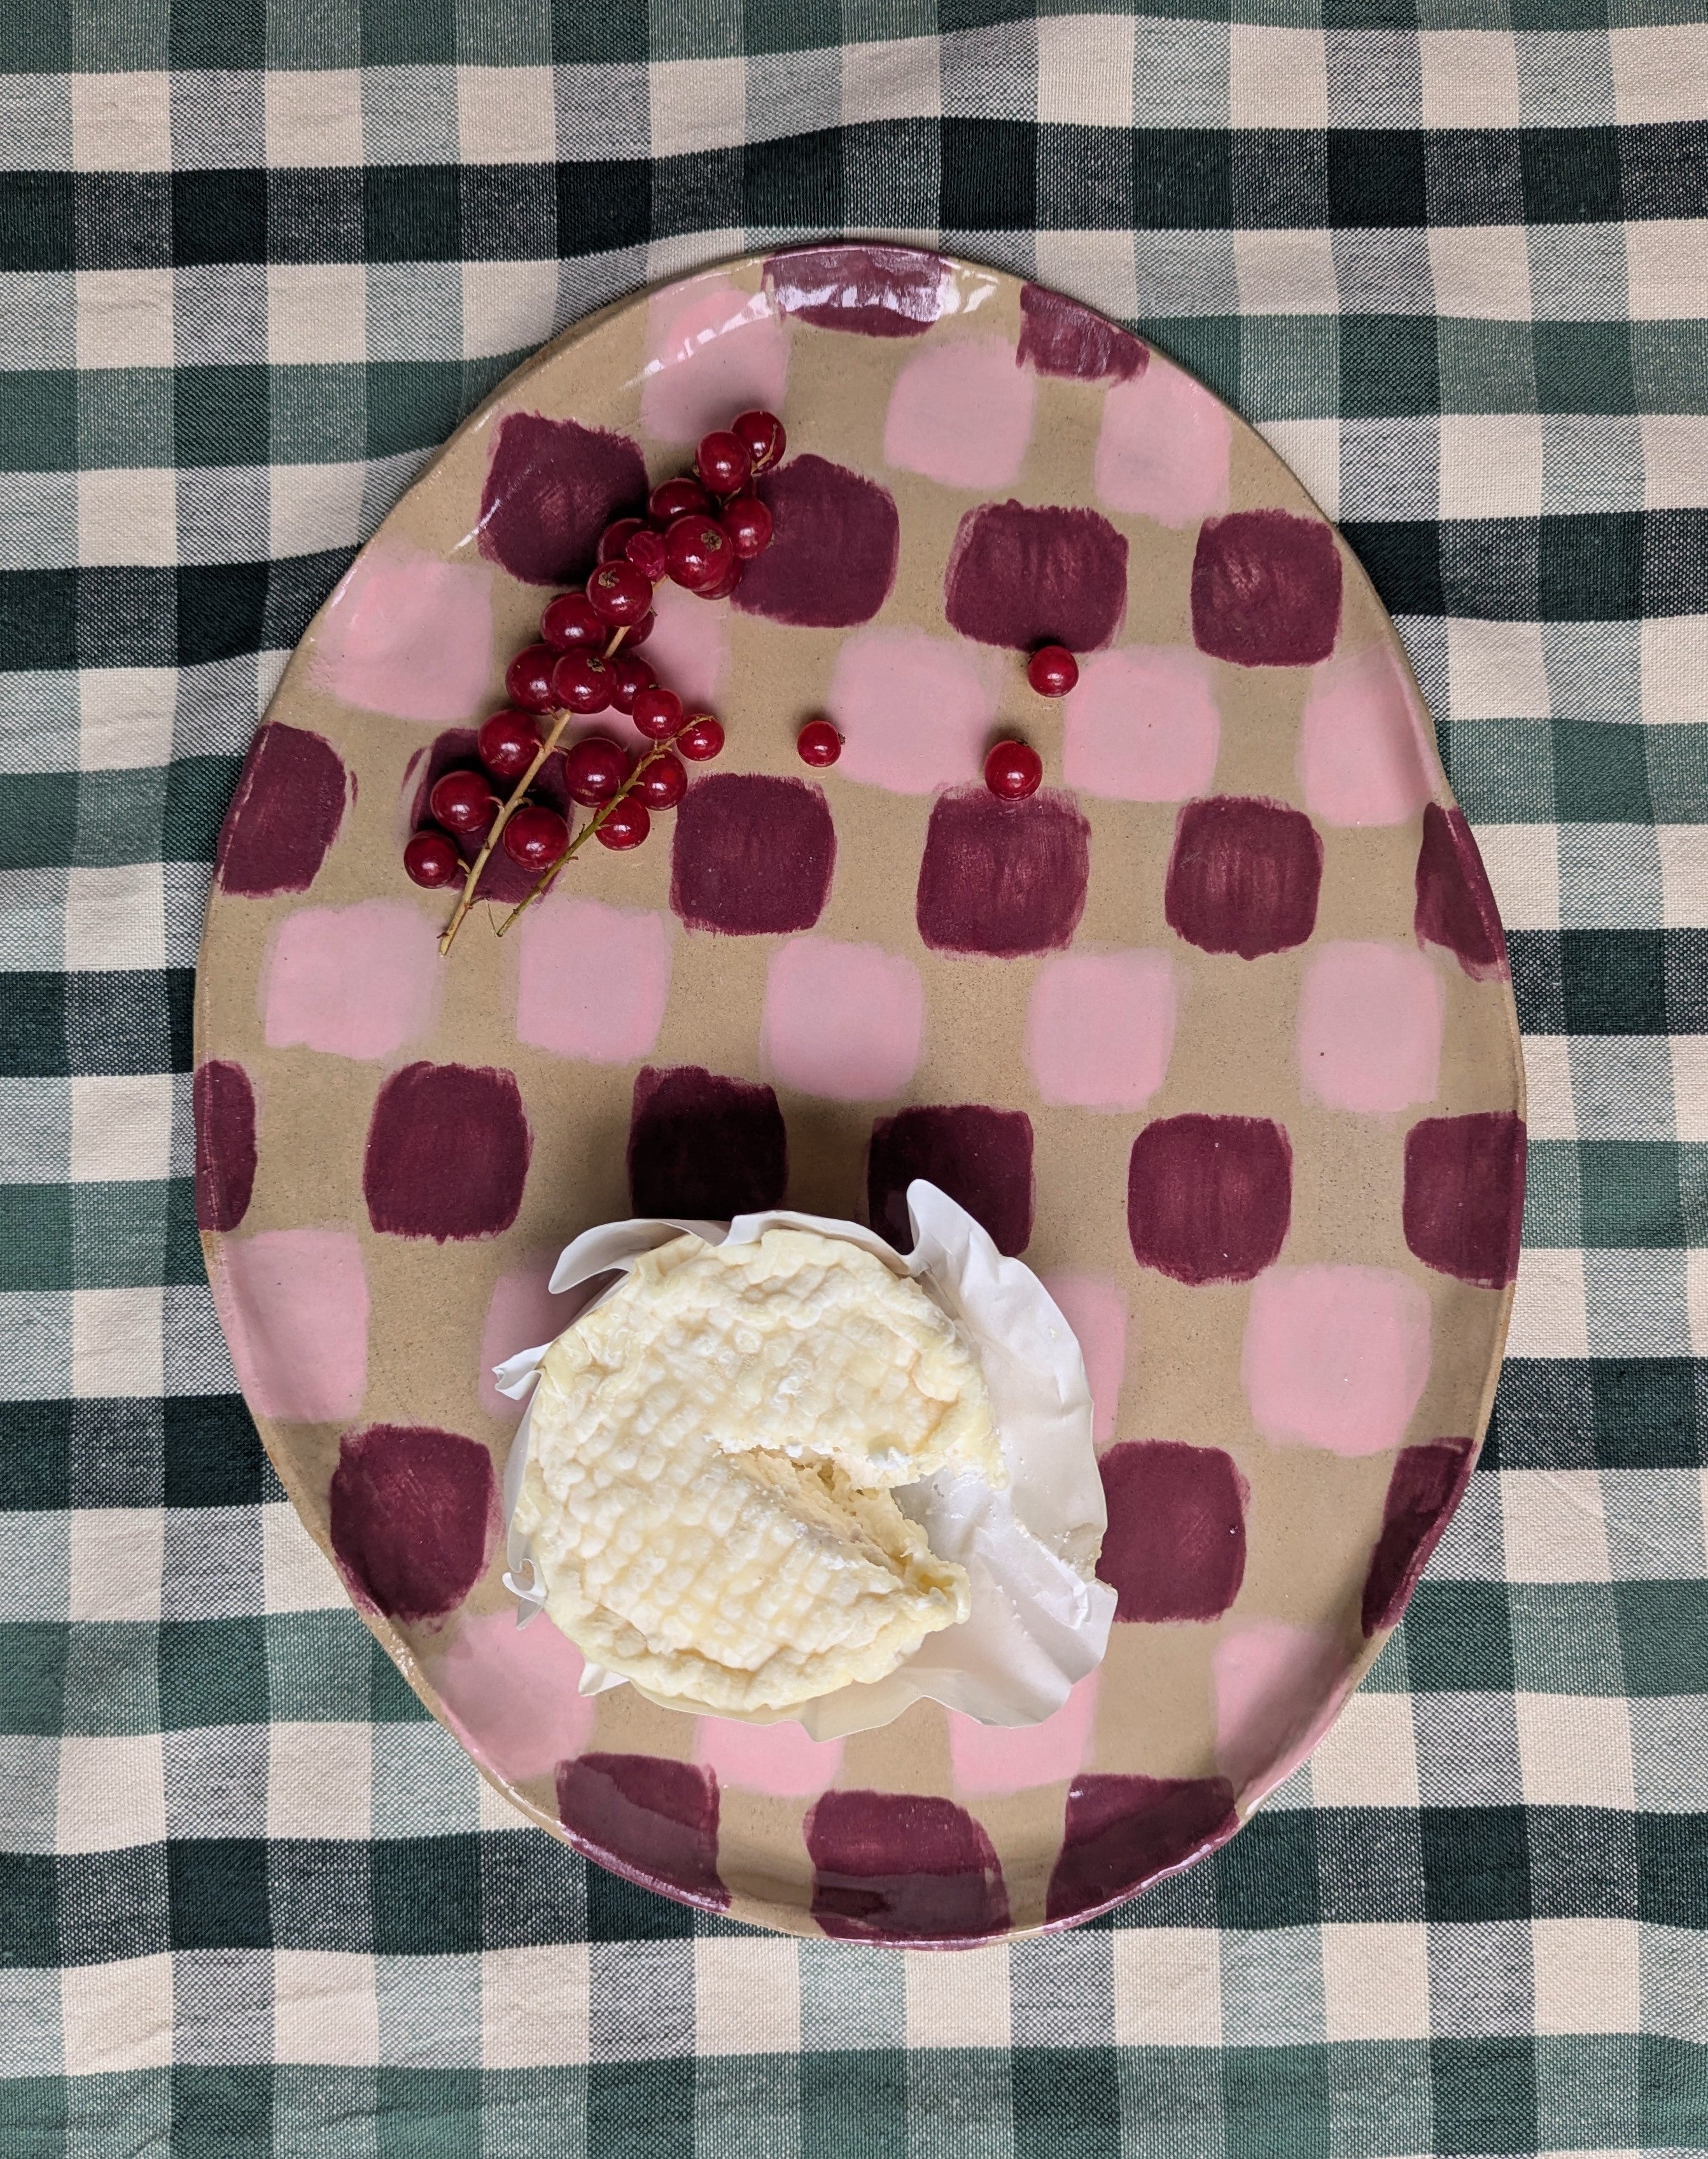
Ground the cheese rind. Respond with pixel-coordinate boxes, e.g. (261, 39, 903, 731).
(511, 1229, 998, 1714)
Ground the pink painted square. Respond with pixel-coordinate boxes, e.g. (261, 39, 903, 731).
(760, 935, 924, 1101)
(311, 539, 494, 725)
(515, 898, 672, 1064)
(1094, 360, 1232, 528)
(882, 335, 1037, 491)
(640, 576, 729, 713)
(262, 900, 441, 1061)
(695, 1715, 843, 1798)
(1063, 646, 1221, 803)
(1212, 1620, 1352, 1798)
(1298, 643, 1433, 827)
(1242, 1264, 1432, 1457)
(826, 627, 993, 795)
(478, 1252, 570, 1418)
(949, 1673, 1100, 1794)
(214, 1226, 368, 1424)
(1296, 941, 1445, 1115)
(1040, 1272, 1127, 1445)
(1025, 949, 1177, 1110)
(639, 276, 790, 447)
(435, 1611, 594, 1784)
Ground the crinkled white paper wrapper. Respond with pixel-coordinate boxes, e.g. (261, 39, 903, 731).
(492, 1180, 1116, 1742)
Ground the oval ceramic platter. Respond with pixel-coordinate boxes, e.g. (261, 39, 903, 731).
(195, 245, 1525, 1946)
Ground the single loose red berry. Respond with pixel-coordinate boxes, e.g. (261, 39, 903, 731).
(631, 685, 684, 741)
(796, 719, 841, 767)
(598, 516, 645, 564)
(731, 409, 785, 473)
(540, 590, 603, 650)
(985, 739, 1043, 800)
(609, 652, 655, 714)
(634, 751, 686, 809)
(428, 769, 498, 836)
(648, 475, 711, 528)
(564, 735, 629, 806)
(677, 714, 724, 762)
(624, 608, 655, 647)
(550, 650, 614, 715)
(587, 558, 654, 626)
(625, 527, 669, 583)
(404, 829, 461, 888)
(506, 642, 560, 713)
(477, 709, 540, 783)
(665, 515, 731, 592)
(1028, 645, 1079, 697)
(720, 493, 773, 559)
(696, 429, 752, 496)
(503, 804, 568, 871)
(596, 796, 650, 851)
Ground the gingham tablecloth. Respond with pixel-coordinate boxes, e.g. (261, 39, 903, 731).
(2, 6, 1705, 2153)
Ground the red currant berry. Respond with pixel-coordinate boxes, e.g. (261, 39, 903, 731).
(696, 429, 752, 496)
(697, 552, 743, 602)
(598, 516, 645, 564)
(404, 829, 461, 888)
(503, 804, 568, 871)
(648, 475, 711, 528)
(625, 527, 669, 583)
(634, 751, 687, 809)
(985, 739, 1043, 800)
(796, 719, 841, 767)
(665, 515, 731, 592)
(550, 650, 614, 715)
(506, 642, 561, 713)
(1028, 645, 1079, 698)
(596, 797, 650, 851)
(624, 608, 655, 648)
(609, 652, 655, 713)
(720, 493, 773, 560)
(476, 709, 540, 783)
(587, 558, 654, 626)
(631, 685, 684, 741)
(540, 590, 603, 650)
(564, 735, 629, 806)
(428, 769, 497, 835)
(677, 715, 724, 762)
(731, 409, 786, 473)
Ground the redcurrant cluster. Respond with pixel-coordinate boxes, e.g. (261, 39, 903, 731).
(413, 410, 785, 952)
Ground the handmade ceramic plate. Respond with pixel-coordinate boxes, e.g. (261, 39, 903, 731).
(195, 246, 1524, 1945)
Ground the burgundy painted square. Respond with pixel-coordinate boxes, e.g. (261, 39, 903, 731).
(406, 727, 573, 905)
(1018, 284, 1147, 384)
(1045, 1772, 1239, 1925)
(216, 723, 347, 897)
(1362, 1437, 1476, 1635)
(477, 412, 648, 587)
(329, 1425, 498, 1623)
(363, 1063, 532, 1240)
(1126, 1114, 1292, 1285)
(1164, 796, 1322, 960)
(766, 245, 948, 337)
(916, 786, 1090, 958)
(1415, 803, 1508, 980)
(629, 1065, 788, 1220)
(943, 500, 1128, 652)
(671, 772, 836, 935)
(733, 456, 900, 628)
(1403, 1111, 1526, 1287)
(1190, 509, 1343, 667)
(194, 1059, 256, 1232)
(557, 1753, 728, 1911)
(806, 1789, 1009, 1944)
(1098, 1441, 1248, 1622)
(868, 1103, 1034, 1257)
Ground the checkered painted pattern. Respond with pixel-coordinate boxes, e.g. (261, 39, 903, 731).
(1, 4, 1704, 2152)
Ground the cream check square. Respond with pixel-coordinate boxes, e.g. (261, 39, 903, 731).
(69, 1073, 174, 1182)
(458, 65, 556, 164)
(267, 1722, 374, 1841)
(1259, 421, 1339, 519)
(1515, 1694, 1635, 1809)
(1446, 618, 1551, 722)
(1532, 1917, 1639, 2035)
(78, 667, 177, 772)
(1641, 415, 1708, 512)
(72, 1287, 165, 1401)
(903, 1943, 1009, 2049)
(461, 259, 559, 363)
(1506, 1248, 1590, 1360)
(1641, 615, 1708, 724)
(1501, 1469, 1611, 1583)
(1521, 1037, 1575, 1143)
(650, 57, 746, 157)
(269, 462, 368, 559)
(57, 1733, 167, 1852)
(70, 73, 172, 171)
(65, 863, 167, 972)
(1427, 226, 1533, 324)
(1672, 1038, 1708, 1142)
(841, 36, 941, 126)
(1235, 230, 1339, 316)
(482, 1945, 591, 2067)
(265, 71, 365, 167)
(1037, 15, 1135, 128)
(62, 1954, 174, 2074)
(1439, 414, 1541, 521)
(77, 468, 177, 569)
(274, 1952, 381, 2067)
(76, 269, 175, 370)
(1320, 1923, 1431, 2042)
(1112, 1929, 1221, 2046)
(1471, 824, 1559, 933)
(697, 1938, 803, 2055)
(1031, 231, 1139, 330)
(262, 1501, 346, 1612)
(1658, 827, 1708, 928)
(1611, 24, 1708, 125)
(69, 1506, 164, 1623)
(1228, 27, 1326, 128)
(1308, 1691, 1420, 1808)
(268, 263, 368, 367)
(1419, 31, 1521, 128)
(1626, 220, 1708, 321)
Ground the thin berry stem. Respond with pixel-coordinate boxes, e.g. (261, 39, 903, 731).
(493, 737, 670, 939)
(438, 624, 629, 955)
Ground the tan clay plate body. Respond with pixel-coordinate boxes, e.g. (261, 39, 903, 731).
(195, 246, 1525, 1945)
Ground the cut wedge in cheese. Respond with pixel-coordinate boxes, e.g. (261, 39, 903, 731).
(510, 1227, 1000, 1715)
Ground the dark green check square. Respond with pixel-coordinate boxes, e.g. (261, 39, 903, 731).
(163, 1395, 266, 1509)
(1637, 1819, 1708, 1929)
(1536, 2034, 1637, 2153)
(1214, 1809, 1319, 1930)
(1399, 1579, 1516, 1693)
(78, 370, 176, 473)
(361, 0, 456, 64)
(72, 1179, 177, 1290)
(1615, 1579, 1708, 1694)
(72, 767, 171, 869)
(1560, 929, 1667, 1033)
(165, 757, 244, 865)
(159, 1616, 268, 1730)
(0, 1852, 57, 1966)
(0, 1401, 71, 1509)
(1640, 2036, 1708, 2145)
(801, 2051, 904, 2159)
(1119, 2047, 1222, 2159)
(1541, 510, 1641, 620)
(1632, 321, 1708, 416)
(0, 1625, 67, 1737)
(1590, 1355, 1702, 1470)
(0, 1185, 70, 1291)
(1437, 319, 1537, 415)
(548, 0, 654, 64)
(375, 2069, 484, 2159)
(1240, 317, 1336, 423)
(1553, 718, 1653, 821)
(1646, 725, 1708, 822)
(587, 2061, 697, 2159)
(1509, 1583, 1625, 1693)
(1578, 1140, 1693, 1248)
(0, 774, 77, 872)
(175, 366, 270, 470)
(1442, 719, 1556, 823)
(1, 2076, 69, 2159)
(1431, 2036, 1537, 2155)
(1012, 2046, 1119, 2159)
(1327, 2039, 1432, 2157)
(1154, 319, 1241, 412)
(1223, 2044, 1332, 2159)
(172, 2066, 273, 2159)
(1519, 1138, 1579, 1248)
(1420, 1806, 1530, 1924)
(587, 1858, 693, 1941)
(1341, 314, 1439, 418)
(168, 1841, 272, 1952)
(455, 0, 552, 62)
(1, 372, 76, 473)
(373, 1836, 482, 1955)
(1527, 1804, 1635, 1921)
(743, 0, 841, 52)
(365, 361, 470, 461)
(270, 365, 366, 466)
(1535, 319, 1634, 416)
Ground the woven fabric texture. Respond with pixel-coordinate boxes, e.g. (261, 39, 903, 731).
(1, 4, 1705, 2154)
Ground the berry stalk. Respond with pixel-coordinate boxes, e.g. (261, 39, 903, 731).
(493, 737, 673, 938)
